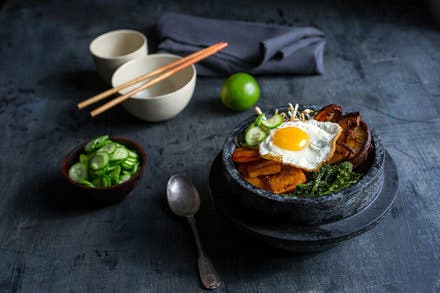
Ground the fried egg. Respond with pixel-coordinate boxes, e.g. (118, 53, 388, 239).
(259, 120, 342, 171)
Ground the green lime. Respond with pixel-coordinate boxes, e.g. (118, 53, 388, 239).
(221, 72, 260, 111)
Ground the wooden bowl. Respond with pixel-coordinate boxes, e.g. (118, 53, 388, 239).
(61, 136, 146, 205)
(221, 106, 385, 225)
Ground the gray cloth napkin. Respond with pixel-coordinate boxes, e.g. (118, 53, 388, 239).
(157, 12, 326, 76)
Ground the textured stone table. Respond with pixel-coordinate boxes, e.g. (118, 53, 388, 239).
(0, 0, 439, 292)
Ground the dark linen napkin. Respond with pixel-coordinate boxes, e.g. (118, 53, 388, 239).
(157, 13, 326, 76)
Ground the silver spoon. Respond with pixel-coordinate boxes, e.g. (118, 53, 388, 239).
(167, 175, 221, 290)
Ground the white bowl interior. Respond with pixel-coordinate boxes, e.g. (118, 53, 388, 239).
(90, 30, 145, 58)
(112, 54, 195, 99)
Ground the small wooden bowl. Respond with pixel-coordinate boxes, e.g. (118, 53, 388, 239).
(62, 136, 146, 205)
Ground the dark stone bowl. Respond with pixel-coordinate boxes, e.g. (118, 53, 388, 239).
(222, 106, 385, 225)
(62, 136, 147, 205)
(210, 151, 398, 253)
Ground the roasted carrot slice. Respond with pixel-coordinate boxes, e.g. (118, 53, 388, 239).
(232, 147, 260, 163)
(244, 176, 266, 189)
(247, 160, 282, 178)
(264, 166, 307, 194)
(237, 163, 250, 177)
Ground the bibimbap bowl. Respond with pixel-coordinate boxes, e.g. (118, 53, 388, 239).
(222, 106, 385, 225)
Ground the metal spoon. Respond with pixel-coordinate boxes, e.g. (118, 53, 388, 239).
(167, 175, 221, 289)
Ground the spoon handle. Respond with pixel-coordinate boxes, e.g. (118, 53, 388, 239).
(187, 216, 221, 289)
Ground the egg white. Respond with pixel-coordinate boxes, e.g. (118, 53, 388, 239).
(259, 120, 342, 171)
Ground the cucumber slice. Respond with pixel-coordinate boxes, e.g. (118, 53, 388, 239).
(77, 179, 95, 188)
(107, 165, 121, 184)
(261, 114, 284, 129)
(97, 142, 116, 155)
(89, 152, 110, 170)
(245, 126, 267, 147)
(122, 170, 131, 176)
(127, 149, 138, 159)
(79, 154, 89, 164)
(92, 176, 111, 187)
(111, 147, 128, 162)
(68, 162, 88, 182)
(84, 135, 109, 153)
(118, 174, 131, 184)
(89, 165, 109, 179)
(254, 114, 265, 127)
(130, 162, 140, 175)
(101, 175, 111, 187)
(121, 160, 135, 171)
(92, 177, 102, 187)
(125, 156, 138, 163)
(107, 165, 117, 171)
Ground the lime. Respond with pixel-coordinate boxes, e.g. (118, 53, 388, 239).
(221, 72, 260, 111)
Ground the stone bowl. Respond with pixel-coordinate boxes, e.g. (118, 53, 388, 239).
(221, 106, 385, 225)
(62, 136, 147, 205)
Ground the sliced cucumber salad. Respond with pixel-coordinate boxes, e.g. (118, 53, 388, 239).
(68, 135, 141, 188)
(244, 113, 284, 147)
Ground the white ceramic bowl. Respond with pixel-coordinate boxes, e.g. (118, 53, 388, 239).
(111, 54, 196, 122)
(90, 30, 148, 84)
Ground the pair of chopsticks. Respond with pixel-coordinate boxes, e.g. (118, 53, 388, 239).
(77, 42, 228, 117)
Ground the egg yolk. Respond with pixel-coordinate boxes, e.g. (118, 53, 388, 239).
(272, 127, 309, 151)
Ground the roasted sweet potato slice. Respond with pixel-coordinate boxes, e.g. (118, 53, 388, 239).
(244, 176, 266, 189)
(232, 147, 261, 163)
(314, 104, 343, 122)
(246, 160, 282, 178)
(237, 163, 250, 177)
(264, 166, 306, 194)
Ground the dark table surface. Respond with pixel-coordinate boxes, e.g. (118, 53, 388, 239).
(1, 0, 439, 292)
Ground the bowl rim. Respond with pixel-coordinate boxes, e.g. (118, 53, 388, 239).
(111, 53, 197, 101)
(89, 29, 147, 60)
(61, 136, 147, 190)
(222, 105, 385, 203)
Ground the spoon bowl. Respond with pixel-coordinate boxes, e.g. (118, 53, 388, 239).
(167, 175, 201, 217)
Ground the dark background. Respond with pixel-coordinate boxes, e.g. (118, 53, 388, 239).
(0, 0, 439, 292)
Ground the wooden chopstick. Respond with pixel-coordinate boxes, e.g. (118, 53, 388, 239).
(77, 42, 227, 110)
(89, 42, 228, 117)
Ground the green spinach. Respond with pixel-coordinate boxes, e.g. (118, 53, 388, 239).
(291, 162, 362, 197)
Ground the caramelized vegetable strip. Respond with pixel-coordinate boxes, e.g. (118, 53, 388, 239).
(237, 163, 250, 177)
(244, 176, 266, 189)
(246, 160, 282, 178)
(232, 147, 261, 163)
(264, 166, 307, 194)
(314, 104, 343, 122)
